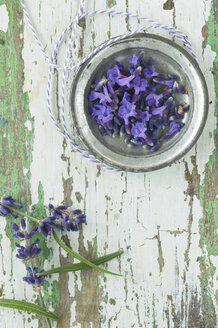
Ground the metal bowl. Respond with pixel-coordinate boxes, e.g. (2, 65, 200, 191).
(70, 33, 208, 172)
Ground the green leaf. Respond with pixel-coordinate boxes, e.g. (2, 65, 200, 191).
(38, 250, 124, 276)
(53, 231, 124, 277)
(0, 299, 59, 321)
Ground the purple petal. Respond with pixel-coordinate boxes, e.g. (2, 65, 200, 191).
(128, 54, 138, 67)
(21, 218, 26, 229)
(11, 222, 19, 232)
(72, 209, 82, 215)
(14, 232, 25, 239)
(57, 205, 68, 210)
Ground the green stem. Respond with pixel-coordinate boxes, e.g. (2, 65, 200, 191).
(0, 202, 40, 223)
(38, 250, 124, 276)
(37, 289, 52, 328)
(53, 231, 124, 277)
(28, 244, 52, 328)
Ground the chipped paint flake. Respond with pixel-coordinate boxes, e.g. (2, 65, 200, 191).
(0, 5, 9, 32)
(106, 0, 117, 9)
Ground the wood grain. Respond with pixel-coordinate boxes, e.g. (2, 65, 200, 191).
(0, 0, 217, 327)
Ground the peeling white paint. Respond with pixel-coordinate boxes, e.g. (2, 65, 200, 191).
(0, 5, 9, 33)
(23, 168, 28, 176)
(0, 0, 216, 327)
(24, 120, 32, 131)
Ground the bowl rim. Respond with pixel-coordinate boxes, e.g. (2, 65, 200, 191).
(70, 33, 209, 172)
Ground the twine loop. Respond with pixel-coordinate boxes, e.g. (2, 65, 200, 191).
(19, 0, 199, 172)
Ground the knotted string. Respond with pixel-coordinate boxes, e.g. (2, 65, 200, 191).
(19, 0, 199, 172)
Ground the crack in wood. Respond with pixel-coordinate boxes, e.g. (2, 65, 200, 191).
(202, 22, 209, 51)
(157, 226, 165, 273)
(183, 156, 200, 271)
(55, 240, 74, 328)
(146, 226, 165, 272)
(72, 232, 103, 327)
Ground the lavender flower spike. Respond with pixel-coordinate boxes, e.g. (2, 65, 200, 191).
(12, 219, 38, 240)
(38, 216, 55, 237)
(23, 267, 45, 285)
(38, 216, 64, 237)
(1, 195, 23, 208)
(0, 195, 23, 219)
(0, 205, 18, 219)
(16, 239, 41, 260)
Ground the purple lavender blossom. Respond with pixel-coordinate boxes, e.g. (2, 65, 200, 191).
(96, 105, 113, 125)
(153, 77, 175, 88)
(120, 92, 131, 104)
(117, 74, 136, 87)
(65, 209, 86, 231)
(128, 54, 138, 67)
(49, 204, 69, 222)
(115, 61, 124, 71)
(130, 76, 148, 95)
(118, 100, 137, 125)
(107, 66, 121, 82)
(137, 110, 152, 123)
(12, 220, 38, 240)
(149, 119, 162, 131)
(143, 58, 159, 78)
(151, 105, 167, 117)
(88, 54, 188, 151)
(107, 81, 114, 95)
(15, 239, 41, 260)
(0, 196, 23, 219)
(65, 222, 79, 232)
(146, 89, 171, 107)
(88, 86, 112, 104)
(23, 267, 45, 285)
(131, 122, 147, 139)
(88, 91, 105, 102)
(0, 205, 18, 219)
(38, 216, 63, 237)
(161, 121, 184, 140)
(90, 103, 113, 125)
(73, 214, 86, 224)
(1, 195, 23, 208)
(99, 125, 107, 136)
(112, 122, 119, 137)
(102, 85, 112, 103)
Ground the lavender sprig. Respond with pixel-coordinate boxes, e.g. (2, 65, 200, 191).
(0, 195, 123, 283)
(0, 195, 124, 326)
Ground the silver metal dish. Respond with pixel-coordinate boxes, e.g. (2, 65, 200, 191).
(70, 33, 208, 172)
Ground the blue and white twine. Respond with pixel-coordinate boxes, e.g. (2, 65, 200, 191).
(19, 0, 199, 172)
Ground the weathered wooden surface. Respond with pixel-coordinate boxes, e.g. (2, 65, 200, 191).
(0, 0, 217, 327)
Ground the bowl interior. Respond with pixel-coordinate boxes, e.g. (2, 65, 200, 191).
(84, 47, 193, 158)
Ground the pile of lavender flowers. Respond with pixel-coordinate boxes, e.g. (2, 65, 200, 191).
(88, 53, 189, 152)
(0, 195, 86, 286)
